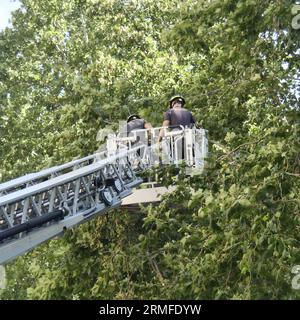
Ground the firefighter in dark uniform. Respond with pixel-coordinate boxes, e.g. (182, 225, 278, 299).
(158, 95, 195, 141)
(126, 114, 152, 133)
(163, 95, 195, 129)
(158, 95, 196, 162)
(126, 114, 152, 155)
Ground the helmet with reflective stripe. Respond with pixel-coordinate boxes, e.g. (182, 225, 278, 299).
(169, 95, 185, 108)
(127, 114, 141, 123)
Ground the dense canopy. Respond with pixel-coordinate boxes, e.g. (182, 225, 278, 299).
(0, 0, 299, 299)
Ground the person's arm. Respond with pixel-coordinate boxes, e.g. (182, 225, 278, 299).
(191, 113, 196, 127)
(162, 120, 170, 127)
(158, 119, 170, 142)
(144, 122, 152, 129)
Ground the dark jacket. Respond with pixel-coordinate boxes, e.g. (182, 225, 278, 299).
(127, 118, 146, 133)
(164, 108, 195, 128)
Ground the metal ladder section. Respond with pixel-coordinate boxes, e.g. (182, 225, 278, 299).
(0, 151, 108, 197)
(0, 127, 208, 264)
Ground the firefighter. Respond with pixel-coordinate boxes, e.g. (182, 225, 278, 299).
(126, 114, 152, 133)
(158, 95, 196, 163)
(125, 114, 152, 156)
(163, 95, 195, 128)
(158, 95, 195, 142)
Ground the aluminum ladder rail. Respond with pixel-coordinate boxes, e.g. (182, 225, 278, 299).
(0, 151, 108, 197)
(0, 146, 146, 264)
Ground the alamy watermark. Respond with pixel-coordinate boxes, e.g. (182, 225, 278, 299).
(292, 4, 300, 29)
(0, 265, 6, 290)
(291, 265, 300, 290)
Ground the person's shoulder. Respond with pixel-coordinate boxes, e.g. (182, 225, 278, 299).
(134, 118, 145, 124)
(163, 109, 172, 120)
(183, 108, 193, 114)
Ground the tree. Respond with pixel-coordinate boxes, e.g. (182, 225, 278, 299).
(1, 0, 299, 299)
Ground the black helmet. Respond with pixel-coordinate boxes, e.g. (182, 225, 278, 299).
(169, 95, 185, 108)
(127, 114, 141, 123)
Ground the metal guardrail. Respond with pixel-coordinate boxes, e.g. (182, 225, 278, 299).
(107, 126, 208, 169)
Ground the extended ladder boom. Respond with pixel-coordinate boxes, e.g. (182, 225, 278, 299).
(0, 151, 108, 197)
(0, 127, 208, 264)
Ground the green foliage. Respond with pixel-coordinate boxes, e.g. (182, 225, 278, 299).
(0, 0, 299, 299)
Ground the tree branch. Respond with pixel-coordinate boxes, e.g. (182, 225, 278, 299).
(285, 172, 300, 178)
(217, 138, 264, 162)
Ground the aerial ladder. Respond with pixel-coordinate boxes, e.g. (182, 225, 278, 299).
(0, 126, 208, 264)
